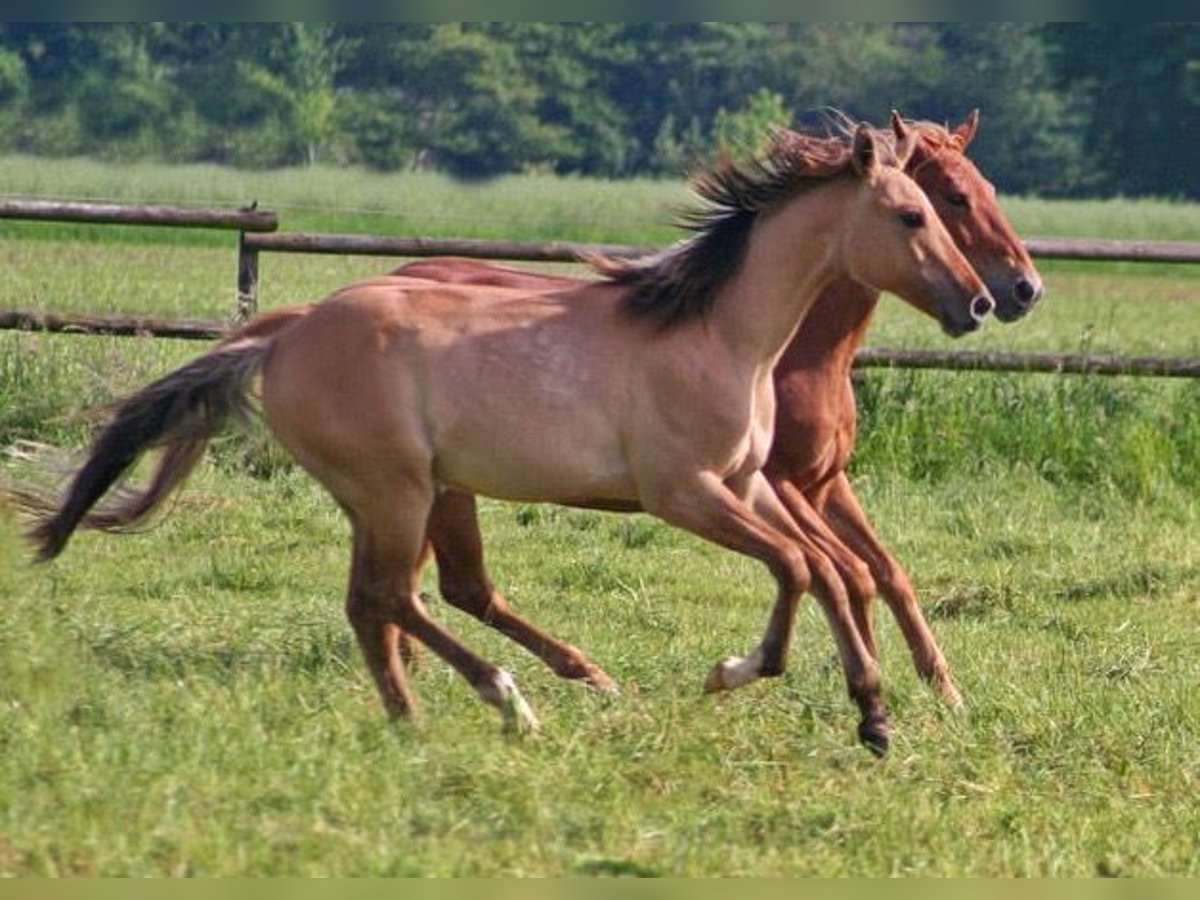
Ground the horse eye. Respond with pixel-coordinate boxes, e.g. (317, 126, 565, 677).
(947, 191, 970, 208)
(899, 209, 925, 228)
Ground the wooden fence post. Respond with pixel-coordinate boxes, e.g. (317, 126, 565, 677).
(235, 230, 260, 324)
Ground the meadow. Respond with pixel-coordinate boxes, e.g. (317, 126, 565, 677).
(0, 158, 1197, 876)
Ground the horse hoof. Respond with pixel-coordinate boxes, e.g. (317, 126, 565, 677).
(858, 719, 891, 757)
(501, 695, 539, 736)
(703, 659, 732, 693)
(704, 655, 762, 693)
(585, 668, 621, 696)
(494, 671, 540, 736)
(940, 682, 965, 711)
(703, 670, 723, 694)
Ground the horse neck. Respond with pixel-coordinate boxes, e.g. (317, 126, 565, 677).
(778, 278, 880, 378)
(708, 180, 851, 368)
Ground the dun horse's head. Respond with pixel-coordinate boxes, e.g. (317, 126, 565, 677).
(900, 110, 1043, 322)
(841, 123, 994, 337)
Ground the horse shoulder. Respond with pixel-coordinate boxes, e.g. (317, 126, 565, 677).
(631, 327, 776, 478)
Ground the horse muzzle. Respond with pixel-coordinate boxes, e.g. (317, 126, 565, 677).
(992, 272, 1044, 322)
(941, 292, 994, 337)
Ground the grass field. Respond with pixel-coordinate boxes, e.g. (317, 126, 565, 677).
(0, 158, 1197, 876)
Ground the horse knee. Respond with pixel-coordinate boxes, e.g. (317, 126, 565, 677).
(875, 560, 915, 605)
(841, 556, 877, 603)
(771, 545, 811, 596)
(809, 555, 851, 608)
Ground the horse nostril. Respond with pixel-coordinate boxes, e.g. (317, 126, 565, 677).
(1014, 277, 1039, 306)
(970, 294, 994, 322)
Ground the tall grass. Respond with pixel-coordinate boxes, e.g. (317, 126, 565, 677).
(853, 372, 1200, 500)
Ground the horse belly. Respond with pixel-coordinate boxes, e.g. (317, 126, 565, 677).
(427, 376, 636, 503)
(418, 302, 639, 503)
(433, 422, 636, 504)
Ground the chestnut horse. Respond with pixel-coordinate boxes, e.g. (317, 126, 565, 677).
(390, 112, 1043, 711)
(14, 124, 992, 752)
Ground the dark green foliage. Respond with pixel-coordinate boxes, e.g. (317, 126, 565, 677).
(0, 23, 1193, 195)
(1043, 23, 1200, 198)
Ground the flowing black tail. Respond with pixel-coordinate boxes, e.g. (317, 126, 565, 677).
(10, 335, 273, 562)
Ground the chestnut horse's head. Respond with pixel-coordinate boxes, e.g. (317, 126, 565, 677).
(897, 110, 1043, 322)
(840, 125, 994, 337)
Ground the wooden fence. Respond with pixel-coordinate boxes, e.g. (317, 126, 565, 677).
(1, 198, 1198, 378)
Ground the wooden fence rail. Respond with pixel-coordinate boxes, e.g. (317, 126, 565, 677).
(1, 198, 1197, 378)
(0, 309, 226, 341)
(853, 348, 1200, 378)
(0, 198, 278, 232)
(1023, 237, 1200, 264)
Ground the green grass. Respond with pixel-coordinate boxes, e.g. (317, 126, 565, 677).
(1, 470, 1196, 876)
(1001, 195, 1200, 242)
(0, 160, 1198, 875)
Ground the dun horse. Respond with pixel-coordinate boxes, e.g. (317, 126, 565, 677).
(389, 112, 1042, 712)
(13, 124, 992, 752)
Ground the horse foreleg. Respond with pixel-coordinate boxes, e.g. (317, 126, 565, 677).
(426, 490, 618, 693)
(395, 540, 440, 673)
(645, 470, 889, 754)
(771, 475, 880, 660)
(746, 473, 890, 753)
(816, 472, 962, 708)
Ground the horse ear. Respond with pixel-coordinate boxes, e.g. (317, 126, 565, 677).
(891, 110, 917, 168)
(953, 109, 980, 149)
(851, 124, 878, 177)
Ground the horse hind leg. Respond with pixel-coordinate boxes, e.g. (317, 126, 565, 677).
(427, 490, 618, 694)
(346, 527, 419, 719)
(393, 590, 540, 734)
(348, 486, 539, 733)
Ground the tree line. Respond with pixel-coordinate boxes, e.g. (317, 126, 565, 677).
(0, 23, 1194, 198)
